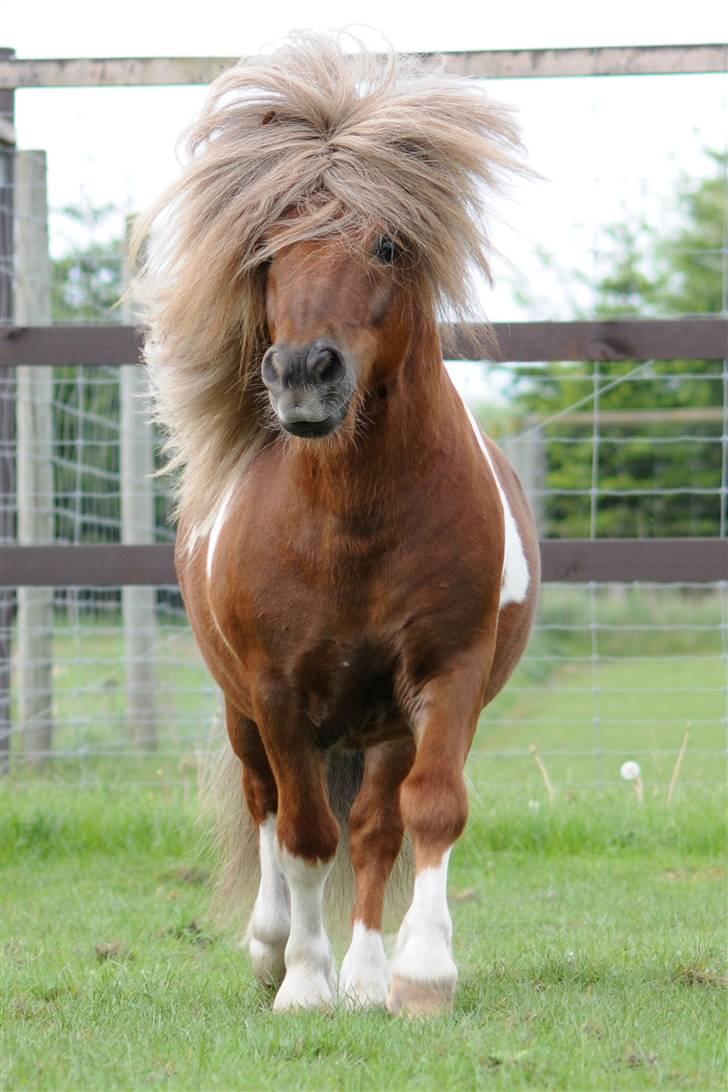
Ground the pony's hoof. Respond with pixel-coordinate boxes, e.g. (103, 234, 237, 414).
(386, 974, 455, 1018)
(248, 936, 286, 987)
(273, 970, 335, 1012)
(339, 929, 390, 1009)
(339, 973, 389, 1010)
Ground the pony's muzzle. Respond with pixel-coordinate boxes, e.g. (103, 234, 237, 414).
(261, 340, 353, 438)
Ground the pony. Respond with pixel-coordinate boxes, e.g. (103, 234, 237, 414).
(133, 33, 539, 1016)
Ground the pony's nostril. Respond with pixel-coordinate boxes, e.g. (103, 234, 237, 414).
(308, 346, 344, 385)
(261, 347, 281, 388)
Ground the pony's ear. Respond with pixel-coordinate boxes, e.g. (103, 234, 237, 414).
(261, 110, 277, 126)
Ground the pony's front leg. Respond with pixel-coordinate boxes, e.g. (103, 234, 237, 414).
(269, 749, 339, 1012)
(388, 654, 488, 1017)
(339, 737, 415, 1009)
(226, 707, 289, 986)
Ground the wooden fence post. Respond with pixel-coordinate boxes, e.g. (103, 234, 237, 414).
(15, 150, 54, 764)
(121, 222, 158, 748)
(0, 49, 16, 772)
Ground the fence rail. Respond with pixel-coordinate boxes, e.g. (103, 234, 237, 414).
(1, 540, 725, 587)
(2, 317, 725, 587)
(3, 318, 727, 366)
(2, 44, 725, 89)
(0, 40, 726, 780)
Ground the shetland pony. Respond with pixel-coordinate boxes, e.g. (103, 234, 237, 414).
(133, 33, 539, 1016)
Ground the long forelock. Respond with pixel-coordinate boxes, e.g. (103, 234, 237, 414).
(132, 32, 527, 534)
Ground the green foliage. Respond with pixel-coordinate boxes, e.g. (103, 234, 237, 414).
(51, 204, 124, 323)
(510, 153, 725, 539)
(596, 151, 725, 319)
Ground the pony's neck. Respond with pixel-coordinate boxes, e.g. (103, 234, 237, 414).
(291, 316, 454, 513)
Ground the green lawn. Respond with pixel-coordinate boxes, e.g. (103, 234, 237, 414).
(3, 585, 726, 1088)
(2, 786, 726, 1091)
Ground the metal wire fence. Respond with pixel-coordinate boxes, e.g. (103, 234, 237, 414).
(2, 358, 725, 790)
(3, 580, 725, 793)
(1, 48, 726, 792)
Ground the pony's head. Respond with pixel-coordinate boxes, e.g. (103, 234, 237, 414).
(132, 33, 527, 530)
(260, 231, 415, 438)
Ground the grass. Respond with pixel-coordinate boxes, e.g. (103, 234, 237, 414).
(472, 584, 726, 791)
(3, 585, 726, 1087)
(2, 786, 726, 1090)
(474, 654, 725, 789)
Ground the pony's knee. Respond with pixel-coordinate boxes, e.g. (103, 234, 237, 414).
(277, 808, 339, 864)
(399, 766, 468, 853)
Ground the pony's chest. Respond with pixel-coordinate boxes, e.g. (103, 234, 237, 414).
(291, 636, 400, 748)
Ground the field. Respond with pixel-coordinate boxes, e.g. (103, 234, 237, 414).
(3, 788, 726, 1090)
(2, 586, 727, 1089)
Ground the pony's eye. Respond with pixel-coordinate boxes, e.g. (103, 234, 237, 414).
(374, 236, 399, 264)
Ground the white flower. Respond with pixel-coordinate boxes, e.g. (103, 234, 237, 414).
(620, 760, 641, 781)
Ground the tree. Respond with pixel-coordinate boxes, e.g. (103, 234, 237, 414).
(51, 203, 125, 323)
(508, 153, 725, 539)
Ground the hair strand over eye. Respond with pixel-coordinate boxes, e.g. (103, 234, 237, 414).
(374, 236, 399, 264)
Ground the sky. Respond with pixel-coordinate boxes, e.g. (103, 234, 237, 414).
(4, 0, 726, 396)
(4, 0, 726, 58)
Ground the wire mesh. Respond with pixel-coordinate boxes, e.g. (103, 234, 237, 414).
(1, 58, 726, 792)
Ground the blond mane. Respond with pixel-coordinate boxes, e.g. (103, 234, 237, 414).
(132, 32, 526, 536)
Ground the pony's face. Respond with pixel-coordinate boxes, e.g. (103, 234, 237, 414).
(260, 235, 411, 439)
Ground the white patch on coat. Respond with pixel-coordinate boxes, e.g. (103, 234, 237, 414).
(246, 815, 290, 984)
(188, 482, 242, 665)
(273, 845, 337, 1011)
(184, 436, 266, 558)
(390, 849, 457, 987)
(339, 921, 390, 1008)
(459, 396, 530, 607)
(205, 484, 236, 579)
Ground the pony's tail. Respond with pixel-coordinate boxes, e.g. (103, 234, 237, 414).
(199, 744, 413, 936)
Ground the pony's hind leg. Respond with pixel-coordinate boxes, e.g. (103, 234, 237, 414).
(339, 737, 415, 1009)
(247, 813, 289, 986)
(226, 705, 289, 986)
(387, 652, 488, 1017)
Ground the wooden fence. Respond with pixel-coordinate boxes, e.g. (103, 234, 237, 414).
(0, 43, 726, 754)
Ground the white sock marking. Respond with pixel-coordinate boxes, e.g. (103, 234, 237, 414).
(339, 921, 390, 1008)
(273, 845, 336, 1011)
(459, 396, 530, 608)
(246, 815, 290, 984)
(391, 849, 457, 987)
